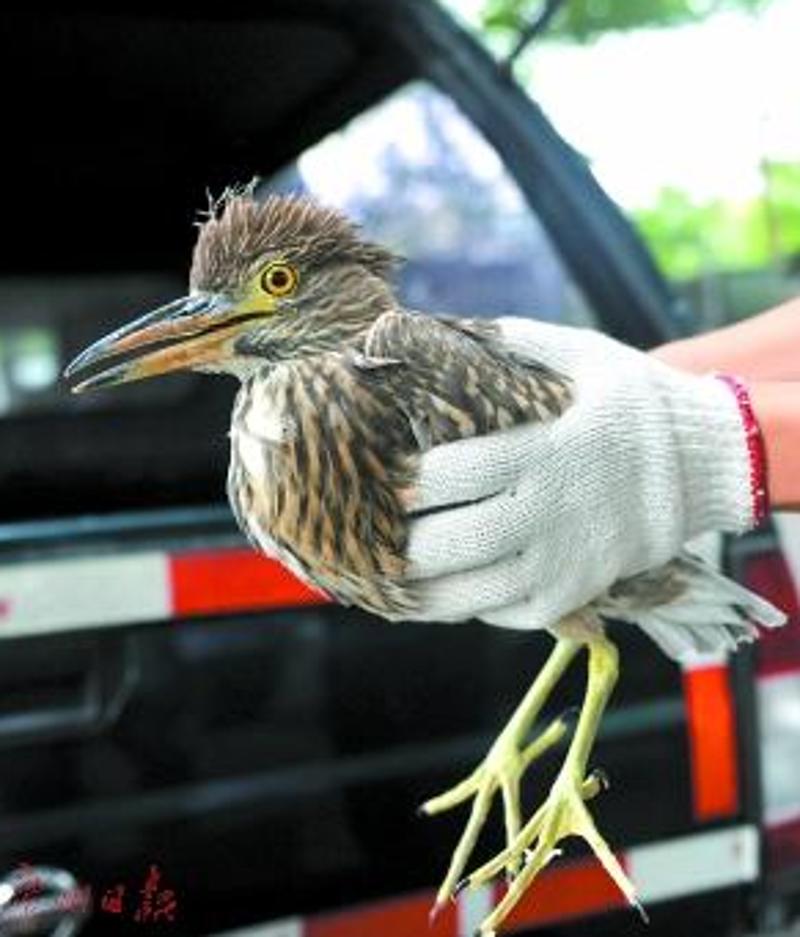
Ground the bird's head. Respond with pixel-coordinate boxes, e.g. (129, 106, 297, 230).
(64, 190, 400, 392)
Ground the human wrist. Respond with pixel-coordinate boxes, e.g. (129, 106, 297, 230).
(748, 382, 800, 511)
(651, 335, 718, 375)
(652, 299, 800, 382)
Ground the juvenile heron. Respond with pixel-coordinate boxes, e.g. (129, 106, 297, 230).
(65, 191, 784, 934)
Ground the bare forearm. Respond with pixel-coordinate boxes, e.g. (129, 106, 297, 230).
(654, 296, 800, 381)
(651, 298, 800, 511)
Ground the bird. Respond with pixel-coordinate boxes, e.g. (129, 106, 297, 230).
(64, 187, 785, 935)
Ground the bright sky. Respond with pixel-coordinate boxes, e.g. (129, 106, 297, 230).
(300, 0, 800, 215)
(448, 0, 800, 209)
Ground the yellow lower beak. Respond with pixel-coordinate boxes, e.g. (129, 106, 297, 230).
(64, 293, 247, 393)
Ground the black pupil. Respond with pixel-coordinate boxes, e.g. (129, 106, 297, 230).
(270, 268, 289, 290)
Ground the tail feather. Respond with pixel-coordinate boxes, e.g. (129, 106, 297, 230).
(598, 550, 786, 661)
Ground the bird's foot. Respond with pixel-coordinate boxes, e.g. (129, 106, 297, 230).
(419, 709, 573, 909)
(462, 766, 643, 936)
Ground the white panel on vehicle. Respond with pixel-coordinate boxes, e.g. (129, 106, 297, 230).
(0, 553, 171, 636)
(215, 917, 303, 937)
(458, 884, 494, 937)
(758, 672, 800, 825)
(628, 825, 759, 904)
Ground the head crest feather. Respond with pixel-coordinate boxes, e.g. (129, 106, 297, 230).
(190, 186, 399, 292)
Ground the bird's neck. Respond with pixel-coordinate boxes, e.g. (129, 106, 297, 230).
(211, 298, 402, 384)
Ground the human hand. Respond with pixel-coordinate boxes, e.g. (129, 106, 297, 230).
(404, 317, 761, 630)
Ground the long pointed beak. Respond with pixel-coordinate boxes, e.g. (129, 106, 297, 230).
(63, 293, 252, 393)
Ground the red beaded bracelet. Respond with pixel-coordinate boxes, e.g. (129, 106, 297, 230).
(716, 374, 769, 526)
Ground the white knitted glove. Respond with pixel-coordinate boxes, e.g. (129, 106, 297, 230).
(405, 317, 759, 630)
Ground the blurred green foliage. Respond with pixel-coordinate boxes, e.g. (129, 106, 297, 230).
(632, 163, 800, 279)
(473, 0, 798, 307)
(481, 0, 774, 43)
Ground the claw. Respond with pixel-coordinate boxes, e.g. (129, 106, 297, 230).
(453, 877, 470, 897)
(428, 899, 447, 926)
(632, 897, 650, 924)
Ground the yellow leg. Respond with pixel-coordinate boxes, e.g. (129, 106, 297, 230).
(464, 632, 644, 936)
(419, 638, 581, 911)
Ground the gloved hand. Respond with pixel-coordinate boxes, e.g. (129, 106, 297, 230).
(405, 316, 762, 629)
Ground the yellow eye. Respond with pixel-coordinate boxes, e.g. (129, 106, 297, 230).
(261, 262, 298, 297)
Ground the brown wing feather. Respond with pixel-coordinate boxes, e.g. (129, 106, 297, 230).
(359, 310, 573, 449)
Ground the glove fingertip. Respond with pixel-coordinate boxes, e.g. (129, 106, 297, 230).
(412, 449, 506, 513)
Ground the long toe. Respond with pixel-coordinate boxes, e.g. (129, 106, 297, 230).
(424, 710, 572, 907)
(461, 770, 603, 893)
(475, 769, 638, 936)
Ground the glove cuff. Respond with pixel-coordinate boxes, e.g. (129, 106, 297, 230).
(714, 374, 769, 526)
(664, 371, 765, 537)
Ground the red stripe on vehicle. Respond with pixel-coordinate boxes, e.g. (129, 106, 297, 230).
(169, 549, 328, 617)
(744, 552, 800, 678)
(682, 664, 739, 820)
(495, 855, 629, 931)
(248, 826, 758, 937)
(306, 889, 456, 937)
(766, 813, 800, 875)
